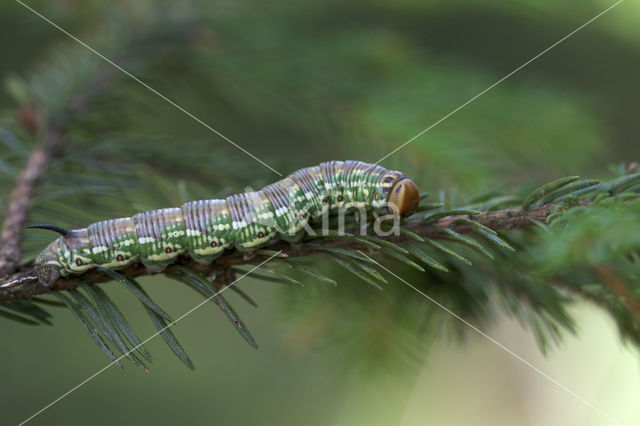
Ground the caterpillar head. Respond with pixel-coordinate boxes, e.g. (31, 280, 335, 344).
(388, 177, 419, 217)
(377, 173, 420, 217)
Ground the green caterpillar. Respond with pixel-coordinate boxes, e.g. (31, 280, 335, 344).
(32, 160, 420, 286)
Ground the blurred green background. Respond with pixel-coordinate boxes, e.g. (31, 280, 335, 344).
(1, 0, 639, 424)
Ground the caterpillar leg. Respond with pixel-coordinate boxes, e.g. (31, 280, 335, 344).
(141, 258, 172, 273)
(279, 229, 305, 244)
(190, 252, 224, 266)
(242, 251, 255, 261)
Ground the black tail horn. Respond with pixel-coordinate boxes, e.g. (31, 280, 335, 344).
(27, 224, 70, 237)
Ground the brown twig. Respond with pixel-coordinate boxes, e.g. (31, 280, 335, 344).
(0, 204, 555, 302)
(0, 141, 53, 277)
(0, 39, 129, 280)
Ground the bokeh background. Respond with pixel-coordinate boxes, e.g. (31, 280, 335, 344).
(1, 0, 639, 424)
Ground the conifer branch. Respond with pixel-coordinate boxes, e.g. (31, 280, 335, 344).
(0, 66, 120, 278)
(0, 142, 50, 277)
(1, 3, 638, 371)
(0, 11, 197, 279)
(0, 203, 555, 302)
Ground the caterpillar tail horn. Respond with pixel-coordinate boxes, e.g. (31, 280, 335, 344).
(27, 224, 71, 237)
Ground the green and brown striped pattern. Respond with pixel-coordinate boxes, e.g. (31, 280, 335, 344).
(33, 161, 411, 285)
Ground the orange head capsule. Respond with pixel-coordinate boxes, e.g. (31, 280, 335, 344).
(387, 178, 420, 217)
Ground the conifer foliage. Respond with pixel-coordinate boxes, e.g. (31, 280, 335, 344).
(1, 1, 638, 372)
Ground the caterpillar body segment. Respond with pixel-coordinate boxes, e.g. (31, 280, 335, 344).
(32, 161, 420, 286)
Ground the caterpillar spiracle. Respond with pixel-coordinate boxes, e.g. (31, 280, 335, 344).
(31, 160, 420, 286)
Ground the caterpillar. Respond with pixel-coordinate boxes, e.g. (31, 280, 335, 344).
(31, 160, 420, 286)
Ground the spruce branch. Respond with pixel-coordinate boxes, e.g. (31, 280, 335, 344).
(2, 137, 640, 369)
(0, 143, 50, 277)
(1, 3, 639, 372)
(0, 203, 556, 302)
(0, 66, 121, 278)
(0, 10, 199, 279)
